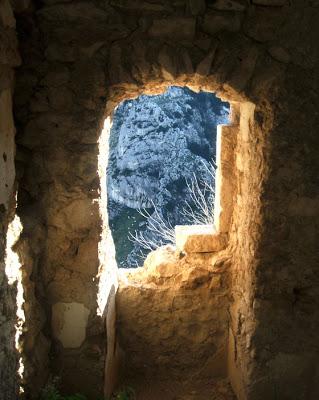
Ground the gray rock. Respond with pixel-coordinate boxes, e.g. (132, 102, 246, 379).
(107, 86, 229, 267)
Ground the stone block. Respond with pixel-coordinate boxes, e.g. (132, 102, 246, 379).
(144, 246, 178, 279)
(72, 237, 99, 276)
(244, 8, 283, 42)
(0, 89, 15, 208)
(0, 26, 20, 66)
(189, 0, 206, 15)
(175, 225, 228, 253)
(202, 14, 241, 36)
(48, 198, 97, 231)
(158, 45, 177, 81)
(211, 0, 246, 11)
(252, 0, 286, 5)
(45, 43, 77, 62)
(48, 86, 73, 111)
(41, 64, 70, 87)
(0, 65, 13, 92)
(109, 43, 133, 84)
(268, 46, 291, 63)
(229, 45, 259, 91)
(196, 45, 218, 76)
(111, 0, 172, 12)
(51, 302, 90, 348)
(180, 49, 194, 75)
(0, 0, 15, 28)
(214, 125, 237, 233)
(149, 17, 196, 39)
(11, 0, 32, 13)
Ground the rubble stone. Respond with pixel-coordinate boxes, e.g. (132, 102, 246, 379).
(175, 225, 228, 253)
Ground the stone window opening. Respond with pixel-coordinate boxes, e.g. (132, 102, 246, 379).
(99, 83, 250, 398)
(104, 86, 231, 271)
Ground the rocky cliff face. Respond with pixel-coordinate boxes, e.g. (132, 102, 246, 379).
(107, 86, 229, 267)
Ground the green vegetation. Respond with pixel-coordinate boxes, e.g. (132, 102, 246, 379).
(110, 205, 147, 267)
(113, 387, 135, 400)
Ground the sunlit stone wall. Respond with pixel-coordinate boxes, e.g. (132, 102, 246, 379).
(0, 0, 21, 398)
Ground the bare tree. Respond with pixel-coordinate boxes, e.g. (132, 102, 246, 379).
(181, 160, 215, 225)
(129, 161, 216, 252)
(129, 200, 175, 251)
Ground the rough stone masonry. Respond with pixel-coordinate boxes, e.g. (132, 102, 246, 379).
(0, 0, 318, 399)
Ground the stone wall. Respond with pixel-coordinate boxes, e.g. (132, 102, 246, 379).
(12, 0, 319, 399)
(0, 0, 20, 398)
(116, 246, 232, 382)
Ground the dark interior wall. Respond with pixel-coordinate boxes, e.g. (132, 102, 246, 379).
(13, 2, 108, 396)
(250, 58, 319, 399)
(8, 0, 319, 399)
(229, 5, 319, 397)
(0, 1, 20, 398)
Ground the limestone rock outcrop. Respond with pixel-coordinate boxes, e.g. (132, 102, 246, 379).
(107, 86, 229, 267)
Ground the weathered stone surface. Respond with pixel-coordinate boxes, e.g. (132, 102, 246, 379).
(142, 245, 178, 279)
(131, 40, 151, 82)
(228, 45, 259, 91)
(202, 14, 241, 36)
(111, 0, 172, 12)
(48, 86, 73, 111)
(252, 0, 287, 5)
(0, 65, 14, 91)
(196, 45, 217, 76)
(214, 124, 238, 233)
(72, 236, 99, 275)
(268, 45, 291, 63)
(0, 0, 15, 27)
(52, 302, 90, 348)
(176, 225, 228, 253)
(288, 195, 319, 217)
(45, 42, 77, 62)
(211, 0, 246, 11)
(48, 198, 97, 231)
(0, 26, 20, 66)
(149, 17, 196, 39)
(0, 89, 15, 208)
(158, 45, 177, 81)
(38, 2, 109, 23)
(244, 7, 284, 42)
(117, 247, 231, 383)
(11, 0, 32, 13)
(40, 64, 70, 87)
(109, 43, 133, 84)
(189, 0, 206, 15)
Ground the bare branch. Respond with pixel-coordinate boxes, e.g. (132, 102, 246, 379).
(129, 161, 216, 253)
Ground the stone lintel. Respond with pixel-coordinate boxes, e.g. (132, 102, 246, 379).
(175, 224, 227, 253)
